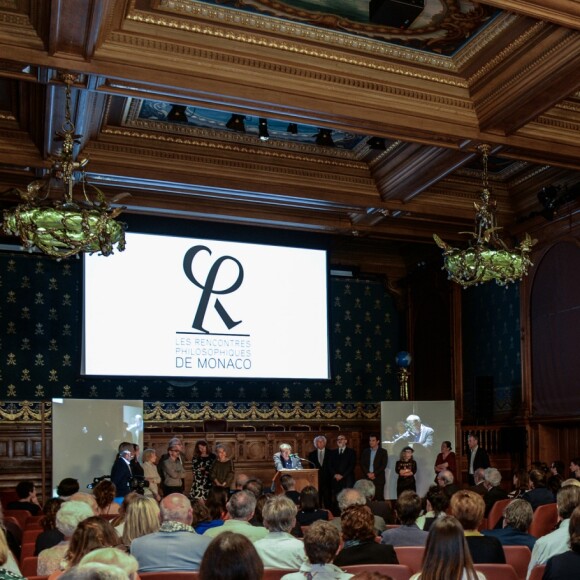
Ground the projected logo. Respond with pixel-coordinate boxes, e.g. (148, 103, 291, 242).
(176, 245, 252, 372)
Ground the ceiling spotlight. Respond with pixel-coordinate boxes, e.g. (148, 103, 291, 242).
(258, 118, 269, 141)
(226, 114, 246, 132)
(315, 128, 335, 147)
(287, 123, 298, 134)
(167, 105, 188, 123)
(368, 137, 386, 150)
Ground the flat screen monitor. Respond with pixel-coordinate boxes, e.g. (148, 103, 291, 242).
(82, 232, 330, 379)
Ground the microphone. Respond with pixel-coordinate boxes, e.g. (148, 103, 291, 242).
(291, 454, 314, 467)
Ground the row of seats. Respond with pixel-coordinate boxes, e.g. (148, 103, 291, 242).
(484, 499, 558, 537)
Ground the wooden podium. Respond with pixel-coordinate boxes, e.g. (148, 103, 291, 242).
(273, 469, 318, 494)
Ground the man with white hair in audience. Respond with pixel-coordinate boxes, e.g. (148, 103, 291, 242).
(37, 500, 94, 575)
(254, 495, 306, 570)
(469, 468, 487, 496)
(437, 469, 461, 498)
(130, 493, 211, 572)
(330, 488, 385, 534)
(482, 499, 536, 550)
(483, 467, 508, 517)
(527, 482, 580, 578)
(205, 490, 268, 542)
(353, 479, 392, 524)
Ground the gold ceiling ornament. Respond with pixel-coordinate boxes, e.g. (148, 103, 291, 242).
(433, 144, 536, 288)
(2, 73, 127, 259)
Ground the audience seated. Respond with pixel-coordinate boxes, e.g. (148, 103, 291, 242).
(296, 486, 329, 527)
(35, 498, 65, 555)
(91, 481, 120, 518)
(254, 495, 306, 570)
(78, 547, 139, 580)
(204, 490, 268, 542)
(243, 478, 265, 500)
(6, 481, 42, 516)
(450, 490, 505, 564)
(509, 469, 530, 499)
(0, 527, 24, 580)
(280, 475, 300, 506)
(56, 479, 80, 502)
(482, 499, 536, 549)
(334, 505, 398, 567)
(354, 480, 393, 525)
(59, 562, 127, 580)
(205, 486, 229, 523)
(281, 520, 353, 579)
(50, 516, 120, 578)
(130, 493, 211, 572)
(523, 470, 557, 511)
(110, 492, 139, 538)
(332, 489, 385, 535)
(250, 493, 273, 528)
(380, 491, 428, 547)
(120, 496, 160, 546)
(234, 473, 250, 491)
(191, 498, 224, 535)
(437, 470, 460, 499)
(199, 531, 264, 580)
(470, 469, 487, 497)
(416, 487, 449, 532)
(37, 501, 94, 576)
(543, 504, 580, 579)
(569, 459, 580, 482)
(483, 468, 508, 518)
(527, 483, 580, 578)
(68, 494, 98, 516)
(409, 515, 485, 580)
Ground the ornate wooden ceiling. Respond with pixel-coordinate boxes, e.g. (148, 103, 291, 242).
(0, 0, 579, 274)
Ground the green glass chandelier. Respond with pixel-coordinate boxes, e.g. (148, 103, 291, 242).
(434, 144, 536, 288)
(2, 73, 126, 259)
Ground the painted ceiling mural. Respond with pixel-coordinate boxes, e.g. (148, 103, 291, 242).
(202, 0, 497, 54)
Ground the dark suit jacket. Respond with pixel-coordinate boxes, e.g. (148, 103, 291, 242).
(483, 485, 509, 517)
(329, 447, 356, 491)
(522, 487, 556, 511)
(361, 447, 388, 477)
(334, 541, 398, 567)
(111, 456, 132, 497)
(482, 526, 537, 550)
(465, 535, 506, 564)
(467, 447, 490, 484)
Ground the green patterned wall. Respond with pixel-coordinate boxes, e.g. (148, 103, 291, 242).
(1, 251, 401, 415)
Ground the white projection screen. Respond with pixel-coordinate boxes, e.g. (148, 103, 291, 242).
(52, 399, 143, 495)
(82, 232, 330, 380)
(381, 401, 455, 499)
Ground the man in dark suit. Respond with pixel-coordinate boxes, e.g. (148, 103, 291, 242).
(467, 433, 490, 486)
(110, 442, 133, 498)
(308, 435, 332, 509)
(329, 435, 356, 507)
(360, 434, 389, 501)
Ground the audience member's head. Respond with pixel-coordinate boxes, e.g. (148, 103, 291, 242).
(122, 495, 160, 545)
(569, 505, 580, 554)
(396, 490, 423, 526)
(484, 468, 502, 489)
(69, 493, 99, 515)
(557, 484, 580, 520)
(227, 490, 256, 521)
(113, 492, 139, 526)
(450, 490, 485, 531)
(41, 497, 65, 532)
(529, 468, 547, 489)
(262, 495, 297, 533)
(550, 460, 565, 477)
(206, 487, 228, 520)
(190, 498, 211, 527)
(341, 505, 375, 543)
(337, 488, 366, 514)
(503, 499, 533, 532)
(59, 563, 127, 580)
(79, 547, 139, 580)
(160, 493, 193, 525)
(92, 480, 117, 511)
(280, 474, 296, 492)
(512, 468, 530, 491)
(56, 501, 95, 538)
(473, 468, 486, 485)
(15, 480, 36, 500)
(199, 532, 264, 580)
(570, 458, 580, 476)
(58, 478, 80, 499)
(234, 473, 250, 490)
(437, 470, 454, 487)
(425, 486, 450, 515)
(64, 517, 120, 569)
(0, 528, 11, 568)
(252, 493, 272, 526)
(303, 520, 341, 565)
(547, 474, 563, 497)
(354, 479, 376, 502)
(242, 478, 264, 499)
(419, 516, 477, 580)
(300, 485, 321, 512)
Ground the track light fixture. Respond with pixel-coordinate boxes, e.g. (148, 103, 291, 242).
(315, 128, 335, 147)
(167, 105, 188, 123)
(258, 118, 269, 141)
(368, 137, 386, 150)
(287, 123, 298, 134)
(226, 114, 246, 132)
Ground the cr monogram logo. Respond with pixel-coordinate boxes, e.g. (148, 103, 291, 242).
(183, 245, 244, 333)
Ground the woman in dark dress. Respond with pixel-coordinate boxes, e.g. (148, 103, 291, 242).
(296, 485, 329, 527)
(396, 446, 417, 497)
(434, 440, 456, 482)
(190, 440, 216, 500)
(34, 498, 65, 555)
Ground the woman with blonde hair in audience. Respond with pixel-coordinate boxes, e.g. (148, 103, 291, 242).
(92, 480, 120, 517)
(141, 448, 161, 502)
(78, 547, 139, 580)
(410, 516, 484, 580)
(0, 527, 24, 580)
(121, 496, 160, 546)
(48, 516, 121, 579)
(199, 532, 263, 580)
(110, 492, 139, 537)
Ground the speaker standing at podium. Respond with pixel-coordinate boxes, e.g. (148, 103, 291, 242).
(274, 443, 303, 471)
